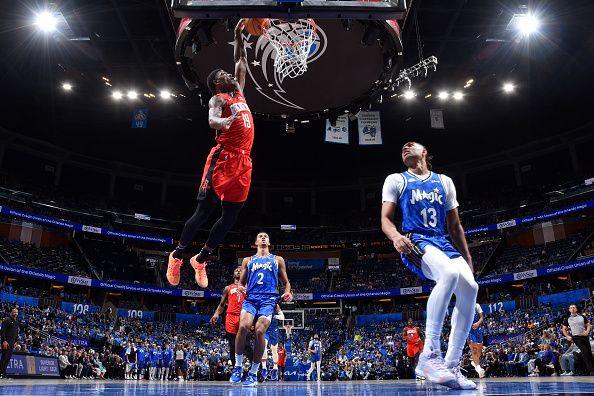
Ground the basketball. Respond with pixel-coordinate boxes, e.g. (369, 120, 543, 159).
(244, 18, 270, 36)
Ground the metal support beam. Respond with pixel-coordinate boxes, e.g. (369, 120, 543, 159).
(171, 0, 407, 20)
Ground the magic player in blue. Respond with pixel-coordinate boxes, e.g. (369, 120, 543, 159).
(261, 304, 284, 381)
(230, 231, 292, 387)
(162, 343, 173, 380)
(468, 303, 485, 378)
(381, 142, 478, 390)
(307, 334, 322, 381)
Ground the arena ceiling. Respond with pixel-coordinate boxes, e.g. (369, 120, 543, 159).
(0, 0, 593, 183)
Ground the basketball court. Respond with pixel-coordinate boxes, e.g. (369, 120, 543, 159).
(2, 377, 594, 395)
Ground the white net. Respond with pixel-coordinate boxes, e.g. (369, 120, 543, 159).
(264, 19, 317, 80)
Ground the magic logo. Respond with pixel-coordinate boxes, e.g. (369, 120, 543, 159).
(410, 188, 444, 205)
(251, 262, 273, 272)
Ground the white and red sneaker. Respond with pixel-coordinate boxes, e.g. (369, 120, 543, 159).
(450, 365, 477, 390)
(415, 352, 458, 388)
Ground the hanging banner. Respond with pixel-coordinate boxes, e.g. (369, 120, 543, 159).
(357, 111, 383, 145)
(131, 108, 149, 129)
(430, 109, 444, 129)
(324, 115, 349, 144)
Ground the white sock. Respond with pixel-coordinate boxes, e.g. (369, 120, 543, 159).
(235, 354, 243, 368)
(249, 363, 260, 375)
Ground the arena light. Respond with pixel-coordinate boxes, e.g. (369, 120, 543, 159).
(127, 90, 138, 99)
(112, 91, 123, 100)
(61, 83, 72, 91)
(452, 91, 463, 100)
(160, 90, 172, 100)
(438, 91, 449, 100)
(403, 90, 415, 100)
(503, 82, 515, 93)
(35, 11, 58, 33)
(517, 14, 539, 35)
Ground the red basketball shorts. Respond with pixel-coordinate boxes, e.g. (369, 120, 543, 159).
(199, 144, 252, 203)
(225, 314, 240, 335)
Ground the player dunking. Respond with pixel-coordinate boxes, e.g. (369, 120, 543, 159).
(403, 319, 424, 380)
(381, 142, 478, 390)
(230, 232, 292, 387)
(468, 303, 486, 377)
(166, 19, 253, 288)
(210, 267, 246, 365)
(307, 334, 322, 381)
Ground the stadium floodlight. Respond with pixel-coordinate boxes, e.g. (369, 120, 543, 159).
(35, 11, 58, 33)
(62, 83, 72, 91)
(160, 90, 172, 100)
(127, 90, 138, 99)
(403, 90, 415, 100)
(452, 91, 463, 100)
(517, 14, 539, 35)
(112, 91, 123, 100)
(503, 82, 515, 93)
(438, 91, 449, 100)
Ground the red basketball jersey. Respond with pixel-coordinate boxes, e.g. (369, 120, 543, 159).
(277, 349, 286, 366)
(226, 283, 245, 317)
(405, 326, 421, 345)
(215, 91, 254, 152)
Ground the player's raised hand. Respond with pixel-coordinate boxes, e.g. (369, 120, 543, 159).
(393, 234, 414, 254)
(210, 313, 220, 325)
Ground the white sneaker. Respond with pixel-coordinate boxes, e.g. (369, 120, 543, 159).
(566, 371, 574, 376)
(528, 372, 538, 377)
(476, 366, 486, 378)
(415, 352, 458, 388)
(450, 366, 477, 390)
(551, 372, 558, 377)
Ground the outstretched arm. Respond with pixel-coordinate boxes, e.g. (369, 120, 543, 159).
(234, 19, 247, 92)
(210, 286, 229, 325)
(277, 256, 292, 302)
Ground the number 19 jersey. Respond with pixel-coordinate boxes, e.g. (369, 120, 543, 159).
(246, 254, 278, 296)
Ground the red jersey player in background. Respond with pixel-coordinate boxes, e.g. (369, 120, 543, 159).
(166, 19, 254, 288)
(210, 267, 246, 365)
(403, 319, 425, 380)
(277, 343, 286, 381)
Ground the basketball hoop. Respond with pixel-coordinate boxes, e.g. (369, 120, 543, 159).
(263, 19, 317, 80)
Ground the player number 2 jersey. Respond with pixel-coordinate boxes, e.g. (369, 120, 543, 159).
(246, 254, 278, 296)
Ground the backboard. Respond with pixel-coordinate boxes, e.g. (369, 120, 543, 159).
(173, 1, 405, 121)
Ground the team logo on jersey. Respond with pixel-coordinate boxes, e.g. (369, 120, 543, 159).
(251, 262, 273, 272)
(410, 188, 443, 205)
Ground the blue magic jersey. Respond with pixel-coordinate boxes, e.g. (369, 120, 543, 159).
(310, 340, 321, 361)
(398, 171, 448, 237)
(246, 254, 278, 295)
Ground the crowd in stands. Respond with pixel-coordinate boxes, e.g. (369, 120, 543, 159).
(0, 237, 90, 277)
(2, 278, 594, 382)
(482, 233, 586, 278)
